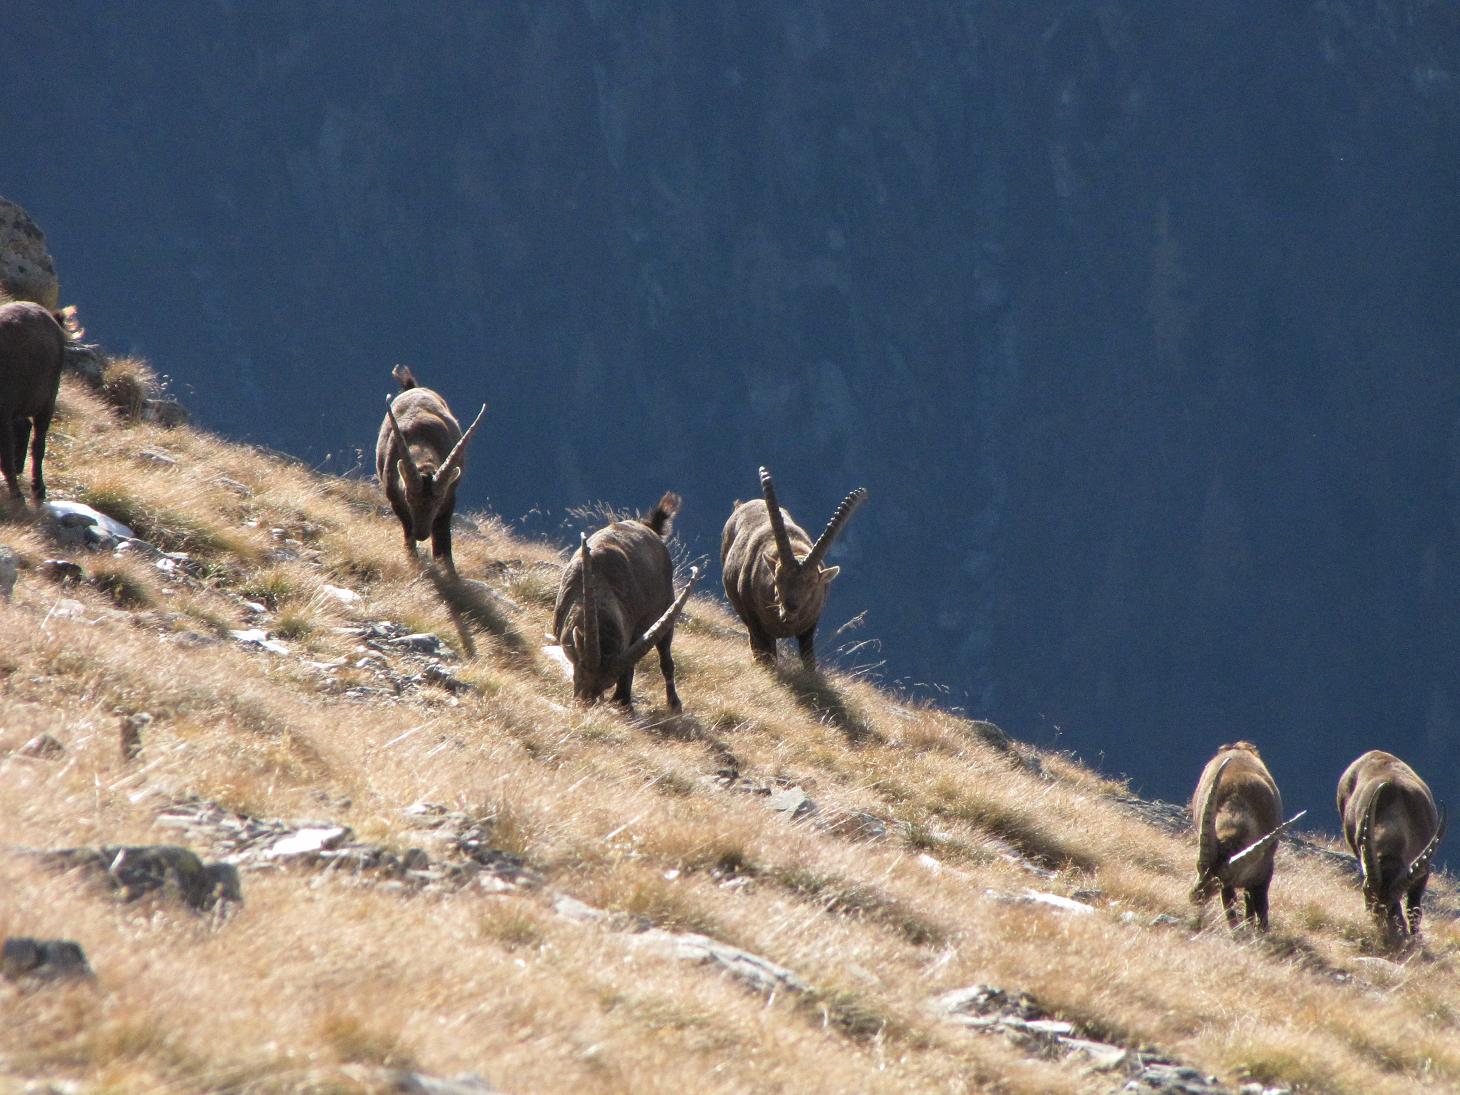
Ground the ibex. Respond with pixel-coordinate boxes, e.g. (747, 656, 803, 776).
(0, 301, 78, 503)
(1189, 741, 1285, 931)
(375, 365, 485, 573)
(553, 493, 698, 712)
(721, 467, 867, 667)
(1337, 749, 1445, 941)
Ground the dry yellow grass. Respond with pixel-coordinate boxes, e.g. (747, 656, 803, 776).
(1, 378, 1457, 1093)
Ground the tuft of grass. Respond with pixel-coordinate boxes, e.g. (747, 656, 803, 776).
(89, 557, 157, 609)
(99, 354, 159, 420)
(315, 1010, 416, 1070)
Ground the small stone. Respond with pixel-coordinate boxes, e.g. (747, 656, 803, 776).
(231, 628, 289, 655)
(389, 632, 453, 657)
(120, 713, 152, 761)
(1, 937, 93, 982)
(19, 733, 64, 759)
(387, 1071, 499, 1095)
(137, 447, 179, 466)
(1123, 1062, 1227, 1094)
(321, 584, 362, 605)
(0, 545, 17, 599)
(767, 785, 817, 821)
(38, 559, 84, 584)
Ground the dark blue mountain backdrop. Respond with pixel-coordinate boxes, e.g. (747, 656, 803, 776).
(6, 3, 1460, 830)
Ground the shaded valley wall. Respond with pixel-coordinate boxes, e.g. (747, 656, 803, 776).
(5, 1, 1460, 821)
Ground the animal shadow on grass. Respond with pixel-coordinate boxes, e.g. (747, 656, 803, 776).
(776, 660, 881, 745)
(636, 711, 740, 770)
(427, 567, 530, 659)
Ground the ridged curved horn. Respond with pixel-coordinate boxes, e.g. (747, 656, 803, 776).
(1404, 804, 1446, 887)
(1356, 780, 1387, 903)
(611, 566, 699, 672)
(439, 403, 488, 480)
(579, 533, 601, 671)
(385, 395, 422, 486)
(803, 486, 869, 573)
(1227, 810, 1307, 867)
(1196, 755, 1231, 882)
(759, 468, 797, 571)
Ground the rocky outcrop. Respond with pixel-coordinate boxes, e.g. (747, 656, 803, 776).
(1, 938, 92, 982)
(0, 198, 59, 308)
(33, 844, 241, 912)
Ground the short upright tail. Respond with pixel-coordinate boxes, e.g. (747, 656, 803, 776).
(392, 364, 418, 390)
(643, 492, 682, 538)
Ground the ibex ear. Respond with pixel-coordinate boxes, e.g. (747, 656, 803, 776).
(570, 626, 584, 658)
(442, 466, 463, 489)
(818, 565, 841, 583)
(393, 459, 410, 494)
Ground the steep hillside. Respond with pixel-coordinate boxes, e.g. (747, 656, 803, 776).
(2, 378, 1458, 1094)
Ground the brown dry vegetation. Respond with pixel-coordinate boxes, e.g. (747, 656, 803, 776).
(1, 379, 1458, 1093)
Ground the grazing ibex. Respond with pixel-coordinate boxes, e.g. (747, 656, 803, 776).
(553, 493, 698, 712)
(0, 301, 77, 503)
(1189, 741, 1285, 931)
(1337, 750, 1445, 941)
(375, 365, 485, 573)
(721, 467, 867, 667)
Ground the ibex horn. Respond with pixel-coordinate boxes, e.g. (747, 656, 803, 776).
(613, 566, 700, 671)
(1403, 804, 1446, 887)
(1226, 810, 1308, 867)
(759, 468, 797, 571)
(1356, 781, 1387, 904)
(1195, 755, 1231, 883)
(385, 395, 422, 486)
(440, 403, 488, 480)
(803, 486, 869, 573)
(579, 533, 601, 671)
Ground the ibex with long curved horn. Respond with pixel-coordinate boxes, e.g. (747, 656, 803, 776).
(375, 365, 485, 574)
(553, 492, 698, 712)
(721, 467, 867, 668)
(1189, 741, 1284, 931)
(1337, 750, 1445, 942)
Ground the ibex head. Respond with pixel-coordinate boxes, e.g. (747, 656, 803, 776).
(384, 394, 486, 540)
(568, 532, 699, 703)
(759, 467, 866, 626)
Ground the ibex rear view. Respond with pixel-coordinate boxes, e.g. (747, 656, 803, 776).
(721, 467, 866, 668)
(553, 493, 698, 712)
(1189, 741, 1285, 931)
(1337, 749, 1445, 942)
(0, 301, 79, 503)
(375, 365, 486, 574)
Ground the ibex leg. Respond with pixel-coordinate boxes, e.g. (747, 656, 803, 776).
(1244, 883, 1270, 932)
(431, 511, 455, 573)
(746, 619, 776, 665)
(612, 665, 635, 710)
(1405, 875, 1428, 936)
(796, 627, 818, 668)
(658, 635, 681, 714)
(27, 411, 49, 501)
(0, 417, 20, 499)
(1219, 885, 1240, 928)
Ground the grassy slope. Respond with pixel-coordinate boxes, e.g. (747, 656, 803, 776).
(1, 379, 1457, 1094)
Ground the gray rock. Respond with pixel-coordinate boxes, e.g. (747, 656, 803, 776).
(387, 1071, 499, 1095)
(1, 937, 92, 982)
(19, 733, 64, 759)
(62, 342, 106, 386)
(231, 628, 290, 655)
(389, 632, 454, 658)
(137, 446, 179, 466)
(38, 559, 84, 584)
(767, 785, 817, 821)
(140, 398, 189, 428)
(41, 501, 137, 551)
(0, 197, 59, 307)
(629, 929, 809, 995)
(0, 545, 17, 599)
(38, 844, 241, 912)
(1123, 1063, 1229, 1093)
(120, 712, 151, 760)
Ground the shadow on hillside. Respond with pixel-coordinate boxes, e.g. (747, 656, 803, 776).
(776, 662, 881, 745)
(427, 568, 531, 659)
(635, 711, 740, 770)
